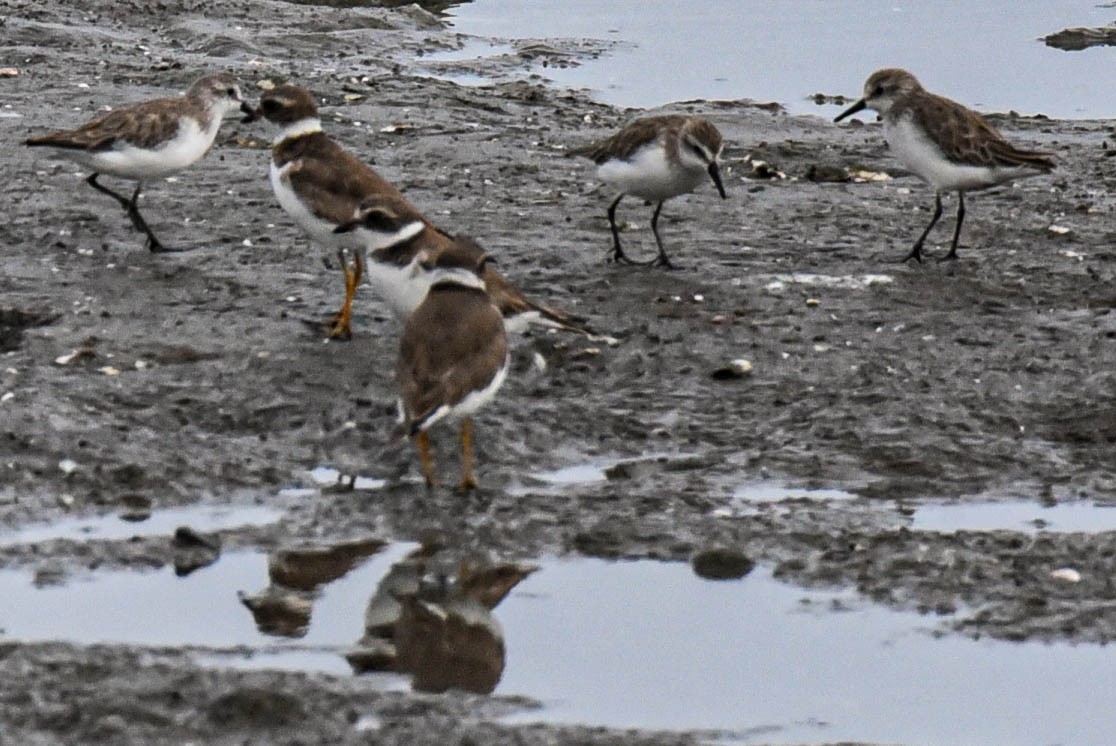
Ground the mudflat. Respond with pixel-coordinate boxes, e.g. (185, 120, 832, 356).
(2, 1, 1115, 743)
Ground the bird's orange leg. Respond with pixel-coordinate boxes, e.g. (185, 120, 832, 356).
(457, 418, 478, 491)
(416, 430, 438, 488)
(328, 249, 363, 340)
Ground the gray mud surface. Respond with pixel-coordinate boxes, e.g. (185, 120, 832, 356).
(3, 0, 1116, 743)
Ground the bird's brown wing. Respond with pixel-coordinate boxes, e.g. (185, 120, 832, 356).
(25, 96, 189, 151)
(912, 92, 1055, 171)
(482, 266, 595, 335)
(567, 115, 684, 164)
(397, 286, 508, 431)
(275, 133, 414, 225)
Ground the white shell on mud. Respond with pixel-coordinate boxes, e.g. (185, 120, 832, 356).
(1049, 567, 1082, 583)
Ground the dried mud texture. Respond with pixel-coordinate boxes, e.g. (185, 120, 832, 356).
(2, 0, 1116, 743)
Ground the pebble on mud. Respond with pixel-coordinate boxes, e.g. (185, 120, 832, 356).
(691, 546, 755, 580)
(1050, 567, 1082, 583)
(710, 359, 754, 380)
(805, 164, 849, 183)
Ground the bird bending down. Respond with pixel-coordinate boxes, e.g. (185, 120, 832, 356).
(834, 68, 1055, 263)
(333, 193, 602, 339)
(25, 73, 250, 252)
(569, 114, 727, 268)
(395, 237, 510, 490)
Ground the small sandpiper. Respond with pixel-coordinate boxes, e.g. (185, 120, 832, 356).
(570, 114, 727, 268)
(25, 73, 251, 252)
(395, 237, 510, 490)
(835, 68, 1055, 263)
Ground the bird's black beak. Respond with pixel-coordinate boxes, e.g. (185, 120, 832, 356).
(834, 98, 867, 123)
(333, 220, 358, 235)
(240, 101, 260, 124)
(708, 162, 727, 199)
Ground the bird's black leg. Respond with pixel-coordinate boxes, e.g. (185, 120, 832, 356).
(648, 200, 676, 269)
(125, 184, 173, 253)
(939, 192, 965, 262)
(86, 173, 133, 210)
(606, 194, 635, 265)
(900, 192, 943, 264)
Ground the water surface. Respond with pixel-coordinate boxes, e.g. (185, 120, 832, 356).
(445, 0, 1116, 118)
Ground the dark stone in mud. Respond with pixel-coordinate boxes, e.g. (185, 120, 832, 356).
(0, 307, 56, 352)
(805, 163, 851, 183)
(206, 686, 306, 727)
(691, 546, 755, 580)
(1043, 26, 1116, 51)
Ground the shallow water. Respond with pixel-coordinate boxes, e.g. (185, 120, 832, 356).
(912, 499, 1116, 534)
(444, 0, 1116, 118)
(2, 546, 1115, 744)
(0, 504, 282, 547)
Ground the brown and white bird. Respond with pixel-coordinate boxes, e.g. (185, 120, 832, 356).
(570, 114, 727, 268)
(254, 85, 591, 341)
(25, 73, 250, 252)
(333, 193, 600, 338)
(835, 68, 1055, 263)
(250, 83, 412, 339)
(395, 237, 510, 490)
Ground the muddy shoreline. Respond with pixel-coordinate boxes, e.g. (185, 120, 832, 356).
(3, 0, 1116, 743)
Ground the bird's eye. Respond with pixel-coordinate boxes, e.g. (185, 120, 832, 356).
(226, 87, 236, 97)
(419, 260, 435, 272)
(872, 85, 884, 97)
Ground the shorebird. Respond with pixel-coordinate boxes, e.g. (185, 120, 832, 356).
(570, 114, 727, 268)
(252, 85, 593, 341)
(834, 68, 1055, 263)
(25, 73, 251, 252)
(332, 193, 598, 337)
(395, 237, 509, 490)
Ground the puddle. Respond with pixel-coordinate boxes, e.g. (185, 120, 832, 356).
(714, 482, 858, 518)
(416, 40, 518, 88)
(912, 500, 1116, 534)
(3, 546, 1115, 743)
(528, 462, 610, 486)
(733, 482, 857, 504)
(507, 453, 684, 496)
(0, 504, 282, 547)
(755, 273, 895, 292)
(422, 39, 516, 63)
(447, 0, 1115, 118)
(308, 466, 385, 491)
(499, 560, 1114, 745)
(0, 542, 416, 676)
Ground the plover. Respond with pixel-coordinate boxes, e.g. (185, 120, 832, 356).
(570, 114, 727, 268)
(254, 84, 600, 341)
(834, 68, 1055, 263)
(334, 193, 600, 338)
(395, 237, 509, 490)
(249, 83, 414, 339)
(25, 73, 250, 252)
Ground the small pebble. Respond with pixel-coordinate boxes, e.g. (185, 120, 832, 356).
(1050, 567, 1082, 583)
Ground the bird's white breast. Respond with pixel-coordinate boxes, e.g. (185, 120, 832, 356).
(86, 116, 219, 179)
(365, 259, 431, 320)
(269, 159, 348, 247)
(596, 142, 705, 201)
(886, 117, 1006, 192)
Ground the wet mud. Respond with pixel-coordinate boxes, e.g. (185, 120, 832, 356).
(3, 0, 1116, 743)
